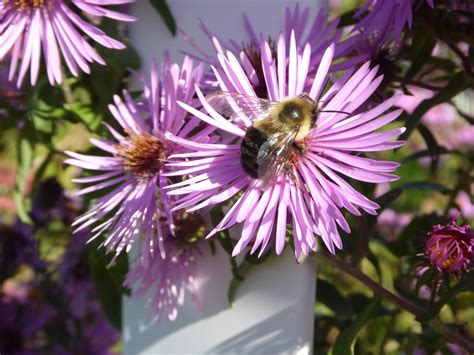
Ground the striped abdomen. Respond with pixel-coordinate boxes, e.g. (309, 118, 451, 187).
(239, 126, 267, 179)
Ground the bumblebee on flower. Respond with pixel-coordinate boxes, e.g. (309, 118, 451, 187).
(166, 31, 405, 261)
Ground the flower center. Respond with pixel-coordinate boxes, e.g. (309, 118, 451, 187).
(430, 240, 458, 270)
(117, 133, 167, 181)
(7, 0, 46, 10)
(428, 233, 472, 273)
(243, 38, 277, 98)
(174, 211, 207, 244)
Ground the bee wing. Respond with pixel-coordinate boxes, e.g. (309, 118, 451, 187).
(256, 129, 299, 188)
(205, 91, 277, 126)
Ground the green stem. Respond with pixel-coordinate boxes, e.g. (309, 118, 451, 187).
(60, 67, 74, 104)
(317, 250, 474, 353)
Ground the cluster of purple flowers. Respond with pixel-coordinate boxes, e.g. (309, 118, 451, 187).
(1, 0, 472, 326)
(0, 179, 119, 354)
(65, 2, 407, 319)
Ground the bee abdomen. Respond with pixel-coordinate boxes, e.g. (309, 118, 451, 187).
(240, 126, 267, 179)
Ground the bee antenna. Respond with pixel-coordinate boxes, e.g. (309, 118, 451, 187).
(320, 110, 351, 115)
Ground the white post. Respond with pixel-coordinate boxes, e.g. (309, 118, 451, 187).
(123, 1, 321, 353)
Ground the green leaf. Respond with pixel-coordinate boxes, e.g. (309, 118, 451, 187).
(227, 261, 251, 307)
(210, 206, 233, 255)
(406, 26, 437, 78)
(414, 268, 436, 296)
(244, 249, 273, 265)
(149, 0, 177, 36)
(397, 181, 451, 194)
(375, 188, 403, 210)
(388, 213, 445, 257)
(14, 126, 36, 224)
(30, 150, 54, 199)
(430, 273, 474, 318)
(316, 279, 353, 319)
(403, 147, 469, 163)
(400, 72, 470, 140)
(26, 84, 65, 144)
(330, 295, 382, 355)
(89, 248, 124, 329)
(63, 102, 102, 132)
(210, 206, 245, 283)
(338, 9, 358, 27)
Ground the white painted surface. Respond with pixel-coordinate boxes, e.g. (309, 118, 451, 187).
(123, 247, 316, 354)
(124, 1, 322, 353)
(129, 0, 323, 70)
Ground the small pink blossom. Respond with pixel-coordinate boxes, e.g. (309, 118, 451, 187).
(426, 217, 474, 275)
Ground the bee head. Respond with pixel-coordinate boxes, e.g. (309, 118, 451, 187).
(279, 102, 308, 128)
(281, 103, 302, 120)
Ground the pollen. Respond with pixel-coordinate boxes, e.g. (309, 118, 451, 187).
(429, 238, 469, 272)
(116, 132, 167, 181)
(9, 0, 46, 10)
(425, 219, 474, 275)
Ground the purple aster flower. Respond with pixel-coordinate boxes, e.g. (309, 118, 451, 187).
(65, 55, 207, 263)
(0, 221, 42, 278)
(0, 0, 135, 87)
(0, 62, 20, 101)
(57, 232, 95, 319)
(353, 0, 434, 49)
(125, 244, 199, 321)
(124, 210, 205, 321)
(425, 216, 474, 275)
(0, 298, 55, 354)
(184, 3, 361, 87)
(165, 34, 405, 260)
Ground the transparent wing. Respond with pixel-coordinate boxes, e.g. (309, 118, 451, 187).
(256, 129, 299, 189)
(205, 91, 277, 126)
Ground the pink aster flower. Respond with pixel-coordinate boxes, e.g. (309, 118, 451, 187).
(353, 0, 434, 48)
(65, 55, 206, 263)
(0, 0, 135, 87)
(425, 217, 474, 275)
(165, 34, 405, 261)
(184, 3, 361, 83)
(124, 211, 204, 321)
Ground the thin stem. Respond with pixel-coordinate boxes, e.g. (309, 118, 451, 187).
(318, 250, 424, 316)
(60, 67, 74, 104)
(317, 250, 474, 353)
(445, 41, 473, 77)
(394, 75, 445, 91)
(428, 274, 440, 311)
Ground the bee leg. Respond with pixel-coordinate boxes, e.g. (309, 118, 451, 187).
(298, 93, 315, 104)
(285, 165, 303, 191)
(292, 142, 305, 155)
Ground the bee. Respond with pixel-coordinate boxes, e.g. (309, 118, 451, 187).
(206, 92, 320, 188)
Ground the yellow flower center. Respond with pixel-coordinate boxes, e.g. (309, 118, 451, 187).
(116, 132, 167, 181)
(7, 0, 46, 10)
(430, 240, 458, 270)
